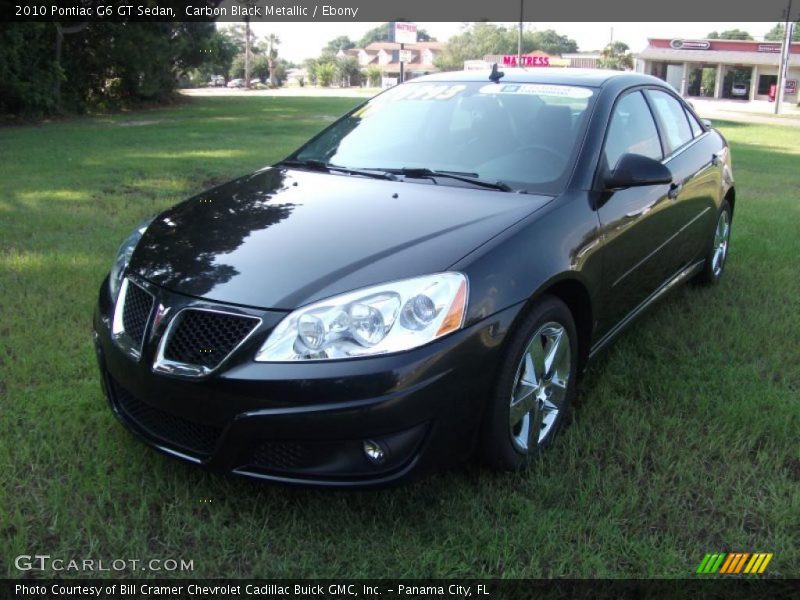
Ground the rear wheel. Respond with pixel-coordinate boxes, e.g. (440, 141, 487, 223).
(697, 200, 732, 285)
(482, 296, 578, 471)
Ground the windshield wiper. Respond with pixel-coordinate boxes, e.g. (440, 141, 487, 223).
(279, 159, 397, 181)
(377, 167, 513, 192)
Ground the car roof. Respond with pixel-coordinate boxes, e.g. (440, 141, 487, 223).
(410, 68, 665, 89)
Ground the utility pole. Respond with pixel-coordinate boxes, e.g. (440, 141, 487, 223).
(244, 17, 251, 89)
(517, 0, 524, 66)
(775, 0, 793, 114)
(400, 42, 404, 83)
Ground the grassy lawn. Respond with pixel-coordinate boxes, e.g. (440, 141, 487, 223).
(1, 97, 798, 579)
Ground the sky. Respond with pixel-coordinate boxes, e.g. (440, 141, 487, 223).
(227, 22, 782, 63)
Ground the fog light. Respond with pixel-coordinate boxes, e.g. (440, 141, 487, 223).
(363, 440, 386, 464)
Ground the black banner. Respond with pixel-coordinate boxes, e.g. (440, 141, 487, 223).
(2, 579, 800, 600)
(2, 0, 800, 23)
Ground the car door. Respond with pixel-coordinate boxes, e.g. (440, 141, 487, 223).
(594, 89, 679, 337)
(644, 89, 721, 270)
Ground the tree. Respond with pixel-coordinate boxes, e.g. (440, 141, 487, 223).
(434, 23, 579, 72)
(335, 56, 360, 87)
(271, 59, 289, 86)
(53, 22, 89, 109)
(232, 1, 261, 88)
(196, 29, 239, 81)
(322, 35, 356, 57)
(0, 18, 223, 116)
(764, 22, 800, 42)
(529, 29, 578, 55)
(315, 62, 336, 87)
(265, 33, 280, 86)
(434, 23, 517, 71)
(358, 23, 434, 47)
(701, 68, 717, 97)
(304, 58, 319, 85)
(598, 41, 634, 71)
(0, 23, 61, 115)
(365, 65, 382, 87)
(707, 29, 753, 40)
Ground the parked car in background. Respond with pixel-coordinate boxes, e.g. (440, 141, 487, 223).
(226, 78, 244, 88)
(207, 75, 225, 87)
(250, 78, 262, 87)
(731, 82, 748, 97)
(95, 69, 735, 487)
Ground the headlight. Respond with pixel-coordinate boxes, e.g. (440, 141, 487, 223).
(256, 273, 468, 362)
(108, 216, 154, 301)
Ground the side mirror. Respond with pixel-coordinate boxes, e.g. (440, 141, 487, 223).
(605, 153, 673, 190)
(701, 118, 712, 128)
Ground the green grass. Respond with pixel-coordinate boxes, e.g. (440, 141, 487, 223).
(1, 99, 798, 579)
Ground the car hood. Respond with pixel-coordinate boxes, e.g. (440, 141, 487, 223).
(130, 167, 552, 309)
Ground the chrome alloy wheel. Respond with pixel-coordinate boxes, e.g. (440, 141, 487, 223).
(712, 209, 730, 277)
(508, 322, 571, 452)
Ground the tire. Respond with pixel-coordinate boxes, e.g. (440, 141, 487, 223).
(482, 295, 579, 471)
(696, 200, 732, 286)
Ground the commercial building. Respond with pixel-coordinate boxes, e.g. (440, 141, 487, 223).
(636, 38, 800, 102)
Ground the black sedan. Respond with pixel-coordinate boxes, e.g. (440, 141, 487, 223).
(93, 68, 735, 486)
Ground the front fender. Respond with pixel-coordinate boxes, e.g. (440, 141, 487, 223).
(452, 191, 602, 334)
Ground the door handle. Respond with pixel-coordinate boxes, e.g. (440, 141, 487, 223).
(668, 181, 683, 199)
(711, 153, 720, 166)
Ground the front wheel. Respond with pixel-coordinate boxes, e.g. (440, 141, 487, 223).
(482, 296, 578, 471)
(696, 201, 732, 285)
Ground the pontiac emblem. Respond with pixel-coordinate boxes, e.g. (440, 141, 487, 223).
(152, 303, 170, 332)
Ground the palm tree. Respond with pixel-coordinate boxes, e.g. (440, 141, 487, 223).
(598, 42, 634, 71)
(244, 18, 251, 88)
(236, 1, 258, 88)
(266, 33, 280, 87)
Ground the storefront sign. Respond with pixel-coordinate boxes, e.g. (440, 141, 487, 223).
(503, 55, 550, 66)
(398, 49, 413, 63)
(786, 80, 798, 94)
(757, 44, 782, 53)
(670, 39, 711, 50)
(392, 22, 418, 45)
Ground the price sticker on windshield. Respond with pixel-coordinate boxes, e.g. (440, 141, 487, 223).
(480, 84, 593, 98)
(385, 84, 468, 102)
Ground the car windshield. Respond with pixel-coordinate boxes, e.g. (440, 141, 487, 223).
(290, 80, 596, 194)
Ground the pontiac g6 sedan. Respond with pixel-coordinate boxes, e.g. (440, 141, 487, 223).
(93, 69, 735, 486)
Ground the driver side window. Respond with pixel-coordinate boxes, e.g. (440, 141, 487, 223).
(604, 91, 663, 170)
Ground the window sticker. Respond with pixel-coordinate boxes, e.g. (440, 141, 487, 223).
(383, 84, 467, 102)
(479, 84, 593, 98)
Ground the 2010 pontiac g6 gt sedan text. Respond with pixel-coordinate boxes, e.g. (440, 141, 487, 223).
(93, 69, 735, 486)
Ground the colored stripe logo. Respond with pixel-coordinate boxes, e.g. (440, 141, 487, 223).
(696, 552, 773, 574)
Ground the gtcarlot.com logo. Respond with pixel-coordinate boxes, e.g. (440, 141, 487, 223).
(15, 555, 194, 573)
(696, 552, 773, 575)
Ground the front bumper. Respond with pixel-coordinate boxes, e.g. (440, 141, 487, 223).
(94, 276, 523, 487)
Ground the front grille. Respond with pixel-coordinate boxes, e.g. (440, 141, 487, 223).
(122, 281, 154, 347)
(110, 378, 222, 458)
(164, 309, 258, 370)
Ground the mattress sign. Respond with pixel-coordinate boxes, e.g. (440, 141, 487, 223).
(503, 54, 550, 66)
